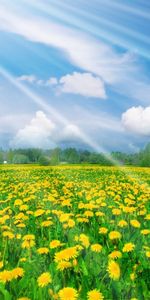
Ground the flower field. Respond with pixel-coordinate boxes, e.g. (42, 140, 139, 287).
(0, 165, 150, 300)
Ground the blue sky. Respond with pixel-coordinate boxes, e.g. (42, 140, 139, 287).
(0, 0, 150, 152)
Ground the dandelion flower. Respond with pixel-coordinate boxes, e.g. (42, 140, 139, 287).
(34, 209, 45, 217)
(50, 240, 62, 249)
(130, 220, 140, 228)
(57, 261, 72, 271)
(99, 227, 108, 234)
(109, 231, 122, 240)
(37, 247, 49, 254)
(55, 247, 78, 262)
(130, 273, 135, 281)
(87, 289, 104, 300)
(37, 272, 52, 288)
(91, 244, 102, 253)
(141, 229, 150, 235)
(17, 298, 31, 300)
(58, 287, 78, 300)
(118, 220, 128, 227)
(146, 251, 150, 258)
(107, 260, 120, 280)
(11, 267, 24, 279)
(122, 243, 135, 253)
(79, 234, 90, 248)
(109, 251, 122, 259)
(0, 270, 12, 283)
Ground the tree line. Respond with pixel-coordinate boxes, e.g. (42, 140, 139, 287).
(0, 143, 150, 166)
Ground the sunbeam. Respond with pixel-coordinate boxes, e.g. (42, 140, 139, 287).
(23, 0, 150, 60)
(0, 66, 149, 187)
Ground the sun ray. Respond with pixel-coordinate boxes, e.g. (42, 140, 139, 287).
(0, 66, 149, 187)
(23, 0, 150, 59)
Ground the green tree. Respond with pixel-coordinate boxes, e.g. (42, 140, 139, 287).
(50, 147, 61, 165)
(63, 148, 80, 164)
(0, 151, 3, 164)
(38, 156, 50, 166)
(12, 154, 29, 164)
(140, 143, 150, 167)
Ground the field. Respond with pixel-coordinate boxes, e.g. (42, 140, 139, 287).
(0, 165, 150, 300)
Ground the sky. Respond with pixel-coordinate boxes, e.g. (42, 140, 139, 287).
(0, 0, 150, 152)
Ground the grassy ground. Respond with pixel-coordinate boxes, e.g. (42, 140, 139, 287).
(0, 165, 150, 300)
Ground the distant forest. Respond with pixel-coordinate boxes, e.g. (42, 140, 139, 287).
(0, 143, 150, 166)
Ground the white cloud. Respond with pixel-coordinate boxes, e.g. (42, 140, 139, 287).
(17, 72, 106, 99)
(11, 111, 56, 148)
(0, 4, 149, 102)
(10, 111, 84, 148)
(46, 77, 58, 86)
(17, 75, 58, 87)
(18, 75, 37, 84)
(62, 124, 81, 140)
(122, 106, 150, 136)
(0, 114, 30, 133)
(59, 72, 106, 98)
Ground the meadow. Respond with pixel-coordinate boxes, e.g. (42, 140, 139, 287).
(0, 165, 150, 300)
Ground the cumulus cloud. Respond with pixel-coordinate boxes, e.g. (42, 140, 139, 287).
(59, 72, 106, 98)
(10, 111, 85, 148)
(122, 106, 150, 136)
(11, 111, 56, 148)
(17, 72, 106, 99)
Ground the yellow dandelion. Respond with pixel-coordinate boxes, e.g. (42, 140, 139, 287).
(91, 244, 102, 253)
(58, 287, 78, 300)
(67, 219, 75, 228)
(23, 234, 35, 241)
(146, 251, 150, 258)
(112, 208, 121, 215)
(11, 267, 24, 279)
(122, 243, 135, 253)
(22, 240, 35, 249)
(57, 261, 72, 271)
(95, 212, 105, 217)
(37, 247, 49, 254)
(14, 199, 23, 206)
(87, 289, 104, 300)
(19, 258, 27, 263)
(41, 220, 53, 227)
(55, 247, 78, 262)
(99, 227, 108, 234)
(77, 217, 89, 223)
(50, 240, 62, 249)
(118, 220, 128, 227)
(107, 260, 120, 280)
(109, 251, 122, 259)
(3, 231, 15, 239)
(130, 273, 135, 281)
(37, 272, 52, 288)
(0, 270, 12, 283)
(34, 209, 45, 217)
(109, 231, 122, 240)
(130, 220, 141, 228)
(141, 229, 150, 235)
(17, 298, 31, 300)
(79, 234, 90, 248)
